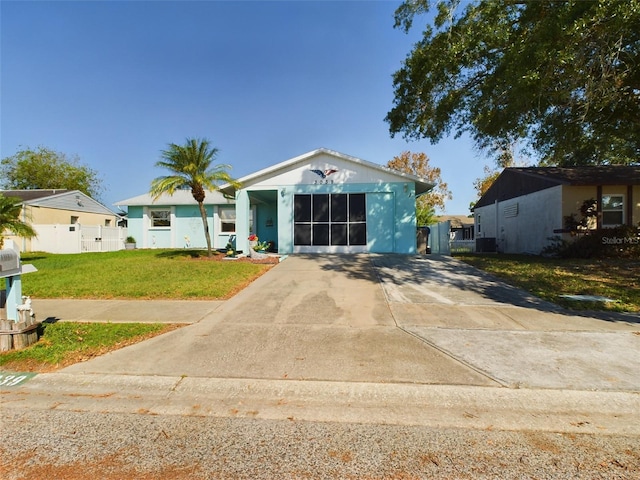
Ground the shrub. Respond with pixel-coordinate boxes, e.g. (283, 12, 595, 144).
(544, 225, 640, 259)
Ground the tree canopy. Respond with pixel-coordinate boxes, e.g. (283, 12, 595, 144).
(150, 138, 239, 257)
(0, 146, 103, 199)
(386, 151, 452, 226)
(386, 0, 640, 166)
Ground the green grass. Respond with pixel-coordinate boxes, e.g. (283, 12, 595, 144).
(0, 321, 180, 371)
(1, 249, 274, 372)
(20, 249, 273, 299)
(455, 254, 640, 313)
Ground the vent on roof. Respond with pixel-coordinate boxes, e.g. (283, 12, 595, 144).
(504, 203, 518, 218)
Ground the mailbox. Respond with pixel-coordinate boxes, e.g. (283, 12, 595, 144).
(0, 249, 20, 277)
(0, 241, 37, 322)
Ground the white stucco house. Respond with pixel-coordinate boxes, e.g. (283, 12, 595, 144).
(473, 166, 640, 254)
(116, 148, 434, 254)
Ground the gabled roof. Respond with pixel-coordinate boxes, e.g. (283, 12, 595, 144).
(437, 215, 474, 228)
(475, 166, 640, 208)
(1, 189, 118, 216)
(1, 189, 69, 201)
(220, 148, 435, 196)
(115, 188, 232, 207)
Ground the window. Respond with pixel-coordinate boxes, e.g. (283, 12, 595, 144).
(219, 207, 236, 233)
(294, 193, 366, 247)
(70, 216, 79, 224)
(150, 209, 171, 228)
(602, 195, 623, 227)
(105, 219, 111, 227)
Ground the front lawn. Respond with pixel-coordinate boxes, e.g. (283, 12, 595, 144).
(0, 321, 181, 372)
(20, 249, 275, 300)
(455, 254, 640, 313)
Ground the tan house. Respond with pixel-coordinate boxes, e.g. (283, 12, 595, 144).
(473, 166, 640, 254)
(1, 189, 122, 253)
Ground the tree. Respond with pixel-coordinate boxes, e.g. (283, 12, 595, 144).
(471, 141, 518, 210)
(150, 138, 239, 257)
(0, 146, 103, 198)
(387, 0, 640, 166)
(0, 194, 37, 249)
(386, 151, 452, 225)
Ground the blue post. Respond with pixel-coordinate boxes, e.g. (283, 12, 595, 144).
(5, 275, 22, 322)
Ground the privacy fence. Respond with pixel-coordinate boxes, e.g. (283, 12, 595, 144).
(31, 225, 128, 254)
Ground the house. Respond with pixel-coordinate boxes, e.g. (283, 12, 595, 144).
(1, 189, 122, 253)
(437, 215, 475, 242)
(114, 189, 235, 250)
(473, 166, 640, 254)
(117, 148, 434, 254)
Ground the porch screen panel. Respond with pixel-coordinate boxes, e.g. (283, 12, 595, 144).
(331, 194, 347, 222)
(313, 224, 329, 245)
(349, 223, 366, 245)
(294, 193, 367, 247)
(313, 194, 329, 222)
(331, 224, 348, 245)
(294, 224, 312, 245)
(349, 194, 366, 222)
(294, 195, 311, 222)
(294, 194, 312, 245)
(348, 194, 366, 245)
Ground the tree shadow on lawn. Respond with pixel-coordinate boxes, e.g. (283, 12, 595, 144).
(316, 253, 640, 326)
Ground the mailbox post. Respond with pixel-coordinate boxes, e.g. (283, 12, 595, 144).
(0, 240, 37, 321)
(0, 240, 39, 351)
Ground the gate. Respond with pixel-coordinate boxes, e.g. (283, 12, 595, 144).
(428, 220, 451, 255)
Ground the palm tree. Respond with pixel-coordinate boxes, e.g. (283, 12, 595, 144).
(0, 194, 37, 249)
(150, 138, 239, 257)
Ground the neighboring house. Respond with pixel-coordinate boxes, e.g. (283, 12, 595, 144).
(437, 215, 475, 242)
(1, 189, 122, 253)
(114, 189, 235, 250)
(473, 166, 640, 254)
(426, 215, 475, 255)
(117, 148, 434, 254)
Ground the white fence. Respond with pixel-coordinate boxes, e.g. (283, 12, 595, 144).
(31, 225, 127, 254)
(428, 221, 476, 255)
(450, 239, 475, 254)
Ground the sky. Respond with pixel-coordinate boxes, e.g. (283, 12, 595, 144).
(1, 0, 491, 215)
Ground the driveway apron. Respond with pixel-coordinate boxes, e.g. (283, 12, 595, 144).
(61, 254, 640, 392)
(60, 255, 494, 386)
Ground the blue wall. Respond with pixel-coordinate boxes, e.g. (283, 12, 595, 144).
(272, 182, 416, 254)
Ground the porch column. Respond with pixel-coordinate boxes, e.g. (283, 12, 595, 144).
(235, 190, 250, 253)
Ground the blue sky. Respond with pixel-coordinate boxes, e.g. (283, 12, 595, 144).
(1, 0, 490, 215)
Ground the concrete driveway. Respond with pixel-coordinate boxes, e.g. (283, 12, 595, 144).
(59, 254, 640, 392)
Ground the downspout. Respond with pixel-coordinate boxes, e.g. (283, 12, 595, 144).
(627, 185, 633, 226)
(22, 205, 28, 251)
(495, 199, 499, 252)
(596, 185, 602, 229)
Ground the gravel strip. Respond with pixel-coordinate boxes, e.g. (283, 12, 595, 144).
(2, 409, 639, 479)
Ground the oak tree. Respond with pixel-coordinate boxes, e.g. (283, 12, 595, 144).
(387, 151, 452, 226)
(1, 146, 103, 199)
(387, 0, 640, 166)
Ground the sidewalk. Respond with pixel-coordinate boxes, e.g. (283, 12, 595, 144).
(34, 298, 224, 324)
